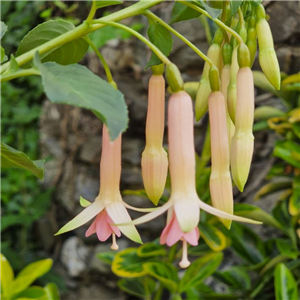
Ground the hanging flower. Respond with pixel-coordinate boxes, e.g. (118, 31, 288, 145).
(55, 125, 153, 249)
(115, 91, 261, 267)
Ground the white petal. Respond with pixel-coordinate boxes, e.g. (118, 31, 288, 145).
(55, 201, 104, 235)
(123, 202, 158, 212)
(106, 202, 142, 244)
(198, 199, 262, 224)
(112, 200, 173, 226)
(174, 200, 200, 233)
(80, 196, 92, 207)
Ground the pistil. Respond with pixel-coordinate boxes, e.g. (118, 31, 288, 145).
(111, 233, 119, 250)
(179, 239, 190, 268)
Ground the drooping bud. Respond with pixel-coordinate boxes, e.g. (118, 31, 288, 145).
(247, 16, 257, 66)
(230, 68, 255, 192)
(195, 43, 222, 121)
(142, 75, 168, 205)
(256, 5, 281, 90)
(208, 91, 234, 229)
(166, 63, 184, 93)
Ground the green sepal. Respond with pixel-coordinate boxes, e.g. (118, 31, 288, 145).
(151, 64, 164, 76)
(209, 66, 220, 91)
(238, 43, 251, 68)
(213, 28, 223, 45)
(166, 63, 184, 93)
(222, 43, 233, 65)
(239, 26, 248, 43)
(255, 4, 266, 20)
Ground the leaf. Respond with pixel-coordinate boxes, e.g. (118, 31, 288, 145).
(1, 46, 7, 63)
(137, 243, 166, 258)
(3, 54, 19, 74)
(276, 239, 299, 259)
(34, 53, 128, 140)
(169, 2, 202, 24)
(97, 251, 116, 265)
(16, 20, 88, 66)
(234, 203, 283, 230)
(9, 259, 53, 298)
(16, 286, 46, 300)
(95, 0, 123, 9)
(1, 254, 14, 297)
(274, 263, 298, 300)
(179, 252, 223, 292)
(1, 21, 7, 39)
(254, 180, 292, 201)
(1, 142, 44, 179)
(118, 278, 155, 299)
(253, 71, 281, 97)
(198, 1, 222, 20)
(146, 22, 173, 68)
(289, 176, 300, 216)
(112, 248, 149, 278)
(1, 215, 32, 232)
(143, 262, 178, 293)
(214, 266, 251, 290)
(44, 283, 60, 300)
(250, 0, 263, 7)
(230, 1, 244, 19)
(199, 223, 228, 252)
(273, 140, 300, 169)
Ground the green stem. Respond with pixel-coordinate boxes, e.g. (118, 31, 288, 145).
(1, 68, 41, 82)
(92, 20, 171, 65)
(145, 10, 214, 67)
(84, 37, 114, 83)
(154, 285, 164, 300)
(238, 7, 245, 27)
(199, 15, 212, 45)
(86, 0, 97, 23)
(180, 1, 244, 45)
(0, 0, 163, 74)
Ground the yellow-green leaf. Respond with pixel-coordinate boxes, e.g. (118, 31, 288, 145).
(1, 253, 14, 297)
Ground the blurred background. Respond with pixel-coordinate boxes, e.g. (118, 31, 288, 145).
(1, 1, 299, 299)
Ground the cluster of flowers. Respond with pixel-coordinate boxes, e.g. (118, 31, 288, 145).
(55, 4, 280, 268)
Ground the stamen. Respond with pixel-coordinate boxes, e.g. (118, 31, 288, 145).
(111, 233, 119, 250)
(179, 239, 190, 268)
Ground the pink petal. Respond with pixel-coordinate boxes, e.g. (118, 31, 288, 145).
(85, 218, 97, 237)
(107, 213, 121, 237)
(183, 227, 199, 246)
(96, 210, 113, 241)
(160, 213, 184, 247)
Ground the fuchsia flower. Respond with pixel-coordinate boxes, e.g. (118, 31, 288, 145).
(55, 125, 155, 249)
(118, 91, 261, 268)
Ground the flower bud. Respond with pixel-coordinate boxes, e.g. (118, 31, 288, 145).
(247, 27, 257, 67)
(208, 91, 234, 229)
(256, 17, 281, 90)
(230, 67, 255, 192)
(227, 46, 239, 123)
(142, 75, 168, 205)
(166, 63, 184, 93)
(195, 43, 222, 121)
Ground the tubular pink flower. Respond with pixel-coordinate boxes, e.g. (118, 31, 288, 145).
(55, 125, 142, 249)
(142, 75, 168, 205)
(116, 91, 261, 267)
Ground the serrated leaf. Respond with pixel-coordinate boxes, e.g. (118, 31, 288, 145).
(273, 140, 300, 169)
(146, 22, 172, 68)
(179, 252, 223, 292)
(9, 259, 53, 298)
(118, 278, 155, 299)
(95, 0, 123, 9)
(169, 2, 201, 24)
(143, 262, 178, 293)
(34, 53, 128, 140)
(97, 251, 116, 265)
(1, 21, 7, 39)
(1, 142, 44, 179)
(1, 254, 14, 297)
(274, 263, 298, 300)
(16, 20, 88, 66)
(137, 243, 166, 258)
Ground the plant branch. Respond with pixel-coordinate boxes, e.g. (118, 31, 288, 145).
(86, 0, 97, 23)
(1, 68, 41, 82)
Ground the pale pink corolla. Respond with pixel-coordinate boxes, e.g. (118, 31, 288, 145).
(55, 125, 153, 249)
(117, 91, 261, 267)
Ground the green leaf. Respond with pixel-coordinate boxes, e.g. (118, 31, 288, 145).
(1, 21, 7, 39)
(146, 22, 173, 68)
(230, 1, 243, 19)
(16, 20, 88, 66)
(97, 251, 116, 265)
(16, 286, 46, 299)
(1, 215, 32, 232)
(44, 283, 60, 300)
(1, 254, 14, 297)
(198, 1, 222, 19)
(179, 252, 223, 292)
(292, 122, 300, 139)
(289, 176, 300, 216)
(169, 2, 201, 24)
(234, 203, 283, 230)
(214, 266, 251, 290)
(118, 278, 155, 299)
(274, 140, 300, 168)
(274, 263, 298, 300)
(34, 53, 128, 140)
(9, 259, 53, 298)
(143, 262, 178, 293)
(1, 46, 7, 63)
(3, 54, 19, 74)
(254, 180, 292, 201)
(137, 243, 166, 258)
(95, 0, 123, 9)
(199, 223, 228, 252)
(250, 0, 263, 7)
(276, 239, 299, 259)
(112, 248, 149, 278)
(1, 142, 44, 179)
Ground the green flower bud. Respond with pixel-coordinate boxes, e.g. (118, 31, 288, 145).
(238, 43, 251, 68)
(166, 63, 184, 93)
(209, 66, 220, 92)
(151, 64, 164, 76)
(222, 43, 233, 66)
(247, 27, 257, 66)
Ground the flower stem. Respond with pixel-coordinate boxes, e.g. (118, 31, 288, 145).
(92, 20, 171, 65)
(144, 10, 214, 67)
(180, 1, 244, 45)
(238, 7, 245, 27)
(86, 0, 97, 24)
(84, 37, 114, 83)
(1, 68, 41, 82)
